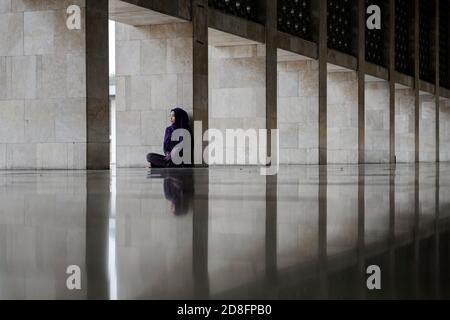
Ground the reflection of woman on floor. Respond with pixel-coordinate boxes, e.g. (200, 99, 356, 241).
(163, 171, 194, 215)
(147, 169, 194, 216)
(146, 107, 192, 168)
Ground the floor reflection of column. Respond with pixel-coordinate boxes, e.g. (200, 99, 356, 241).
(388, 164, 396, 299)
(86, 172, 111, 300)
(265, 175, 278, 296)
(318, 165, 328, 298)
(357, 166, 365, 299)
(434, 163, 440, 299)
(108, 168, 117, 300)
(413, 164, 420, 298)
(192, 169, 209, 299)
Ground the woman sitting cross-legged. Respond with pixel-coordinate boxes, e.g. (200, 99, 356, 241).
(146, 107, 192, 168)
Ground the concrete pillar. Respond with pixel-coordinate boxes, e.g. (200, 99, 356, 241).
(414, 0, 420, 162)
(357, 0, 366, 163)
(389, 0, 396, 163)
(435, 0, 440, 162)
(265, 0, 277, 166)
(86, 0, 109, 169)
(265, 0, 278, 283)
(193, 0, 208, 166)
(318, 0, 328, 164)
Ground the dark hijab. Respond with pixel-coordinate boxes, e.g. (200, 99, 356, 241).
(171, 107, 191, 133)
(163, 108, 192, 162)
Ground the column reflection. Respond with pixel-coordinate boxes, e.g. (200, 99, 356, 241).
(113, 168, 197, 299)
(86, 163, 450, 299)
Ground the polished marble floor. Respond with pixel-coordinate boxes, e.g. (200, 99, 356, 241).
(0, 164, 449, 299)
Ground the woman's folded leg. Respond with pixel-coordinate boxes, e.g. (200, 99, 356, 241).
(147, 153, 169, 168)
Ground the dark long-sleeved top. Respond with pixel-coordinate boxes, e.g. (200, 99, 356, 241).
(163, 125, 176, 156)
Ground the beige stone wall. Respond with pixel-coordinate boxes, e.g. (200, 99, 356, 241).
(327, 71, 359, 164)
(208, 43, 266, 165)
(0, 0, 87, 169)
(419, 94, 436, 162)
(440, 100, 450, 162)
(365, 80, 390, 163)
(115, 22, 193, 167)
(395, 88, 415, 163)
(277, 58, 319, 164)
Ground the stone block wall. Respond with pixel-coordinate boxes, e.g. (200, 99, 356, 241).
(365, 80, 390, 163)
(419, 94, 436, 162)
(327, 71, 359, 164)
(0, 0, 87, 169)
(208, 43, 266, 165)
(115, 22, 193, 167)
(277, 58, 319, 164)
(440, 99, 450, 162)
(395, 88, 415, 163)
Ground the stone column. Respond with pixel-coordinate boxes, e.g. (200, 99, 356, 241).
(86, 0, 110, 169)
(357, 0, 366, 163)
(435, 0, 440, 162)
(318, 0, 328, 164)
(414, 0, 420, 162)
(192, 0, 208, 166)
(389, 0, 396, 163)
(266, 0, 277, 165)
